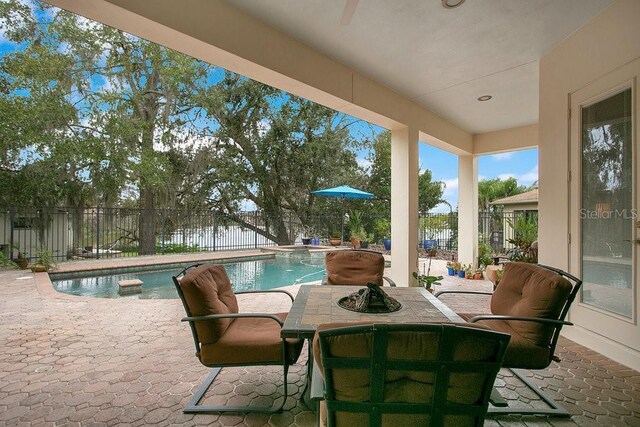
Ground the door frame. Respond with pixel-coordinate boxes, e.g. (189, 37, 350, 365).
(568, 58, 640, 352)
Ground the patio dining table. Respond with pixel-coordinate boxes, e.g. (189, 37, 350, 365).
(280, 285, 464, 408)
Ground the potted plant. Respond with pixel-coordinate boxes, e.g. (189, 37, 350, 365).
(473, 268, 484, 280)
(464, 264, 473, 279)
(455, 262, 464, 278)
(412, 271, 443, 293)
(446, 261, 456, 276)
(14, 250, 28, 270)
(358, 231, 372, 249)
(31, 247, 57, 272)
(329, 230, 342, 246)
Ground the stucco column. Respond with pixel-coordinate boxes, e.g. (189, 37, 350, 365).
(458, 154, 478, 266)
(390, 126, 419, 286)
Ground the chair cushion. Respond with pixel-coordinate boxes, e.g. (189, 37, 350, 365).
(325, 250, 385, 286)
(200, 312, 303, 365)
(178, 264, 239, 345)
(491, 262, 572, 347)
(459, 313, 551, 369)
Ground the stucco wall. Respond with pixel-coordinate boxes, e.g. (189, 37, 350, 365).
(539, 0, 640, 269)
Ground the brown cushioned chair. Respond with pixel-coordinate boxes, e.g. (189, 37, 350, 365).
(435, 262, 582, 417)
(173, 263, 304, 413)
(322, 250, 395, 286)
(313, 322, 510, 427)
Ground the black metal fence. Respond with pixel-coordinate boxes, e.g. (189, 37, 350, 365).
(0, 206, 537, 262)
(478, 210, 539, 255)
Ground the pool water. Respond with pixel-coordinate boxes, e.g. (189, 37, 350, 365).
(52, 256, 326, 299)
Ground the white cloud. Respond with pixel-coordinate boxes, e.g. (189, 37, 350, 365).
(442, 178, 458, 196)
(490, 152, 514, 161)
(497, 165, 538, 185)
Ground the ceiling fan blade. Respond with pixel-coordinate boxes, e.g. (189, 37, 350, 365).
(340, 0, 359, 25)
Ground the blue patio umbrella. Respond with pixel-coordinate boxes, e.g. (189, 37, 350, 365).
(311, 185, 375, 240)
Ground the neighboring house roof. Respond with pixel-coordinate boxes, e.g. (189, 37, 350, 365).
(491, 188, 538, 206)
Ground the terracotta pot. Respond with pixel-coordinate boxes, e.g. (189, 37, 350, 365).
(31, 264, 47, 273)
(329, 237, 342, 246)
(16, 258, 29, 270)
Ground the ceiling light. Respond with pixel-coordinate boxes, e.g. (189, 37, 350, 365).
(477, 95, 492, 102)
(442, 0, 465, 9)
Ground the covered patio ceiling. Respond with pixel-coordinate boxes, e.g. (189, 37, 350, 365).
(228, 0, 613, 133)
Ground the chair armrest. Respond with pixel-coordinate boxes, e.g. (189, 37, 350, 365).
(433, 290, 493, 298)
(181, 312, 285, 326)
(466, 314, 573, 326)
(383, 276, 396, 287)
(235, 289, 295, 303)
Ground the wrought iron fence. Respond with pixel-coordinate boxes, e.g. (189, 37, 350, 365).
(0, 206, 536, 263)
(478, 210, 539, 255)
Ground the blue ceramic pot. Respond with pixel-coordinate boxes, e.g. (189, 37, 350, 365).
(423, 239, 437, 250)
(458, 270, 465, 278)
(383, 239, 391, 250)
(447, 268, 455, 276)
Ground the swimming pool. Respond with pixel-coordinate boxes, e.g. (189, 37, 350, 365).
(51, 256, 326, 299)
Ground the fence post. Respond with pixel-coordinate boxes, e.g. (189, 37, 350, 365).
(95, 206, 100, 260)
(9, 207, 15, 259)
(161, 209, 165, 254)
(253, 212, 258, 248)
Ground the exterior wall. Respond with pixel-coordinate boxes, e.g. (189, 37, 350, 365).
(539, 0, 640, 369)
(0, 211, 71, 261)
(473, 123, 538, 155)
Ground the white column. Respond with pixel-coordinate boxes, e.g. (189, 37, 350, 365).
(458, 154, 478, 266)
(390, 126, 419, 286)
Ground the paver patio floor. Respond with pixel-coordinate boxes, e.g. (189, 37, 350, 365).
(0, 254, 638, 426)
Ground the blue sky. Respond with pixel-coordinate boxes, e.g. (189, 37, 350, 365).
(1, 3, 538, 213)
(419, 145, 538, 212)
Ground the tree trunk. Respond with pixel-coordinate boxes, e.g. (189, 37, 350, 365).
(139, 186, 156, 255)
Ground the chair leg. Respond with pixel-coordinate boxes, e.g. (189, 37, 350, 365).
(184, 365, 289, 414)
(488, 368, 571, 417)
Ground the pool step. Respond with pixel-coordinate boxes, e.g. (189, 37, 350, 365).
(118, 279, 143, 295)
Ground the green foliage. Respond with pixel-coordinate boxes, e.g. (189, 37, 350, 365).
(478, 177, 527, 212)
(0, 252, 17, 269)
(0, 1, 367, 247)
(34, 247, 57, 271)
(412, 271, 443, 290)
(420, 214, 449, 239)
(478, 241, 494, 269)
(373, 218, 390, 242)
(506, 214, 538, 262)
(157, 243, 200, 254)
(365, 131, 391, 219)
(418, 169, 447, 213)
(346, 210, 363, 236)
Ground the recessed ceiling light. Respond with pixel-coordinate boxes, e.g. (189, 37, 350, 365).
(477, 95, 492, 102)
(442, 0, 465, 9)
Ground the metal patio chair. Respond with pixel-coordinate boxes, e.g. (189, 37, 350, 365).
(435, 261, 582, 417)
(173, 263, 304, 413)
(312, 322, 510, 427)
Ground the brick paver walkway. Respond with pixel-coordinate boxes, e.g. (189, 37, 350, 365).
(0, 255, 638, 426)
